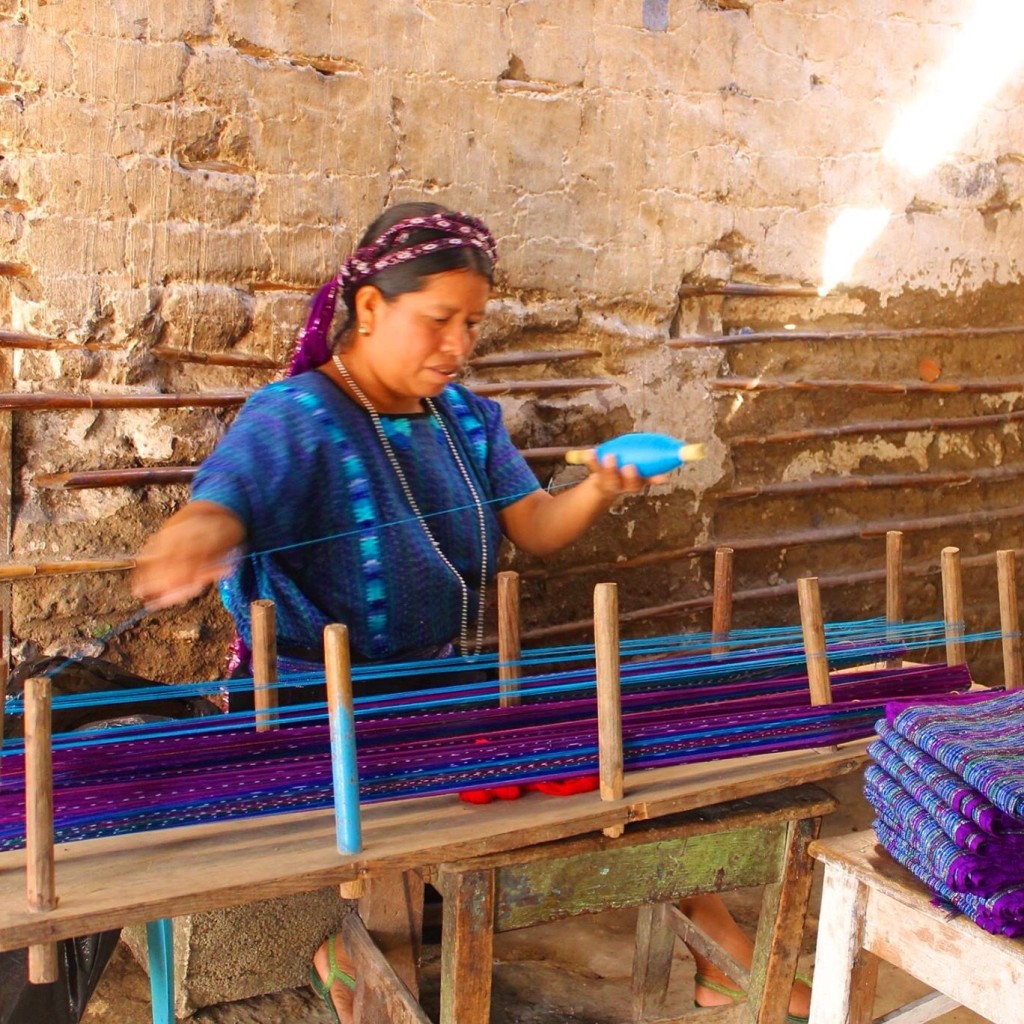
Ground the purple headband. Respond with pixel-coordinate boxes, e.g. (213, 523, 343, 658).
(288, 212, 497, 377)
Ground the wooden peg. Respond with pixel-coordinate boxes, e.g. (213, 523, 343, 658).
(497, 571, 521, 707)
(797, 577, 833, 707)
(711, 547, 734, 658)
(251, 599, 279, 731)
(325, 624, 363, 888)
(25, 675, 58, 982)
(997, 550, 1023, 691)
(940, 547, 966, 667)
(885, 531, 904, 667)
(594, 583, 624, 838)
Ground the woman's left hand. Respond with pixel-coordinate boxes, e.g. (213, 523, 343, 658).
(582, 450, 671, 496)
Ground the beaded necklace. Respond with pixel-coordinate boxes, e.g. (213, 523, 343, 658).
(333, 354, 487, 657)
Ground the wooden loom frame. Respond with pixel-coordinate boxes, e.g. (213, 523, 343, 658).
(0, 538, 1019, 1010)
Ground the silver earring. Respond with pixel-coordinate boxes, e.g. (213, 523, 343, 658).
(357, 324, 370, 335)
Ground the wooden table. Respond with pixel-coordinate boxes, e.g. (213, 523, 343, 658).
(345, 784, 837, 1024)
(808, 831, 1024, 1024)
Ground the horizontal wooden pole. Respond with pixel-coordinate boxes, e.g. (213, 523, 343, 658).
(527, 502, 1024, 582)
(33, 447, 576, 490)
(712, 376, 1024, 395)
(729, 408, 1024, 447)
(675, 282, 820, 298)
(0, 378, 613, 412)
(718, 465, 1024, 501)
(674, 324, 1024, 347)
(150, 346, 279, 369)
(511, 546, 1024, 645)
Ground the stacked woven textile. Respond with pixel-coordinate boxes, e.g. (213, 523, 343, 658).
(865, 689, 1024, 937)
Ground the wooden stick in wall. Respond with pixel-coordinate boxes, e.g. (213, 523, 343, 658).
(594, 582, 624, 839)
(24, 675, 58, 983)
(324, 624, 364, 899)
(941, 546, 967, 668)
(996, 550, 1023, 691)
(711, 546, 734, 657)
(497, 571, 521, 708)
(251, 600, 279, 732)
(886, 531, 904, 668)
(797, 577, 833, 707)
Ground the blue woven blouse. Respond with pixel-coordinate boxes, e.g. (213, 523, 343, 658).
(191, 371, 540, 661)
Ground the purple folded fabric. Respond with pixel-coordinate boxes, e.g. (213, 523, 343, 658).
(886, 689, 1024, 817)
(865, 770, 1024, 895)
(873, 819, 1024, 937)
(873, 721, 1024, 835)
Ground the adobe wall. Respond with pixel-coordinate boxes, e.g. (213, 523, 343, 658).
(2, 0, 1022, 683)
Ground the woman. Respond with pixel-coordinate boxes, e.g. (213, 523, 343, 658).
(132, 202, 649, 680)
(132, 202, 808, 1023)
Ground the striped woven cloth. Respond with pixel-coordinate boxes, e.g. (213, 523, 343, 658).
(867, 688, 1024, 935)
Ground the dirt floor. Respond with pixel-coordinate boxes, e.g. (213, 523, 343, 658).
(80, 774, 988, 1024)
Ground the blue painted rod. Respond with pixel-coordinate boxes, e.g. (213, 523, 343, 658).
(324, 624, 362, 855)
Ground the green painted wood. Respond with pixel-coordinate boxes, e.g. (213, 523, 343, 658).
(492, 823, 787, 932)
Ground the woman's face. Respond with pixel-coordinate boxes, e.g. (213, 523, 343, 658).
(351, 269, 490, 412)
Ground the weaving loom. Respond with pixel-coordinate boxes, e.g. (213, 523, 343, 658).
(0, 538, 1018, 1024)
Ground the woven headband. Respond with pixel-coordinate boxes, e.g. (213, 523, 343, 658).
(288, 212, 497, 377)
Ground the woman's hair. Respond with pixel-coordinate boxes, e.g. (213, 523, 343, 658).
(287, 202, 497, 375)
(332, 201, 495, 344)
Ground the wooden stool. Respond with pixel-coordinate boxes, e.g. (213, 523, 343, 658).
(809, 831, 1024, 1024)
(347, 783, 836, 1024)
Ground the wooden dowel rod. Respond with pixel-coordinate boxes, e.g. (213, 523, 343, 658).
(711, 376, 1024, 396)
(251, 600, 279, 732)
(886, 531, 904, 668)
(529, 501, 1024, 582)
(717, 464, 1024, 501)
(515, 547, 1024, 645)
(594, 583, 624, 839)
(324, 624, 362, 860)
(149, 346, 280, 369)
(941, 546, 967, 667)
(497, 571, 521, 708)
(675, 282, 820, 298)
(34, 446, 575, 492)
(34, 467, 196, 490)
(997, 550, 1023, 691)
(797, 578, 833, 707)
(711, 547, 734, 657)
(729, 408, 1024, 447)
(0, 380, 612, 413)
(0, 391, 249, 411)
(469, 349, 599, 368)
(672, 324, 1024, 346)
(0, 559, 136, 581)
(24, 675, 58, 983)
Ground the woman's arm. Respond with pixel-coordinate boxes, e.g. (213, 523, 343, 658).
(498, 452, 665, 557)
(131, 500, 247, 610)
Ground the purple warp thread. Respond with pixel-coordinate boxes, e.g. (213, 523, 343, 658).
(0, 662, 970, 851)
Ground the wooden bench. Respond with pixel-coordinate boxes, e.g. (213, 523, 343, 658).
(808, 831, 1024, 1024)
(345, 783, 837, 1024)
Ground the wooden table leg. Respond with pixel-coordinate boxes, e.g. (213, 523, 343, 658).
(631, 901, 676, 1021)
(437, 868, 495, 1024)
(749, 815, 820, 1024)
(357, 870, 425, 1000)
(807, 864, 877, 1024)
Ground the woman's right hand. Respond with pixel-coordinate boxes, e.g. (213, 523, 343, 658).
(131, 501, 247, 610)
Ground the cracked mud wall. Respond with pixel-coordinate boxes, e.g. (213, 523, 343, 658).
(1, 0, 1023, 683)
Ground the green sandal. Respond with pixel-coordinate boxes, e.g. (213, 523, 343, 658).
(309, 934, 356, 1024)
(694, 972, 812, 1024)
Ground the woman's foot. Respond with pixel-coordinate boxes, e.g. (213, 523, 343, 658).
(693, 964, 811, 1019)
(310, 932, 357, 1024)
(680, 894, 811, 1019)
